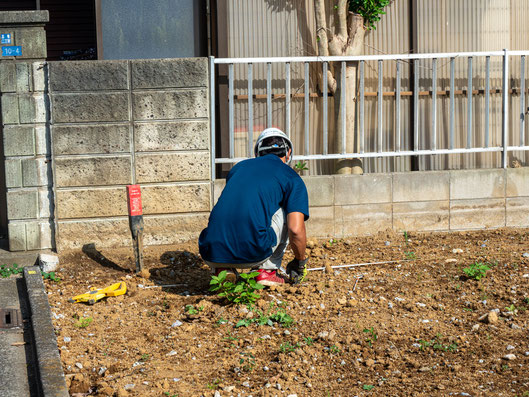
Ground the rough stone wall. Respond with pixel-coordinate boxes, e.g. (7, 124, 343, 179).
(49, 58, 210, 251)
(214, 168, 529, 238)
(1, 11, 54, 251)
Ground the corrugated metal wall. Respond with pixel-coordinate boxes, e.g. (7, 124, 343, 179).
(219, 0, 529, 174)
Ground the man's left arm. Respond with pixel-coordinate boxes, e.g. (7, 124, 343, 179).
(286, 212, 308, 283)
(287, 212, 306, 260)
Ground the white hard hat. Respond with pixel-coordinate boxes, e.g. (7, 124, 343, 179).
(254, 127, 293, 163)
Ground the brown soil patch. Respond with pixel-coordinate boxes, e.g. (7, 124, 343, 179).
(47, 228, 529, 396)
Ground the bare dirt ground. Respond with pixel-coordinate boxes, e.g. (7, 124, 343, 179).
(45, 228, 529, 397)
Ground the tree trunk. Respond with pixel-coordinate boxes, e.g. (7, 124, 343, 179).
(335, 13, 365, 175)
(312, 1, 366, 174)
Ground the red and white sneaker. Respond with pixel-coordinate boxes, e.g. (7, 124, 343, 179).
(256, 269, 286, 286)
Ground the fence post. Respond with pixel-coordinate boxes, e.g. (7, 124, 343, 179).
(502, 49, 509, 169)
(209, 56, 216, 181)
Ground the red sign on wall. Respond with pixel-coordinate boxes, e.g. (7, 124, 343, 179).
(127, 185, 143, 216)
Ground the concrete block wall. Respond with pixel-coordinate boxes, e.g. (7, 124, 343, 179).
(1, 11, 53, 251)
(49, 58, 210, 251)
(214, 167, 529, 239)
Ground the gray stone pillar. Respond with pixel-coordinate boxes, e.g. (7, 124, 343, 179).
(0, 11, 54, 251)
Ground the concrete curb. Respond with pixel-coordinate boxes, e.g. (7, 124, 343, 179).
(24, 266, 69, 397)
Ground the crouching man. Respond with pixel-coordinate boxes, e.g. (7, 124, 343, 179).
(198, 128, 309, 286)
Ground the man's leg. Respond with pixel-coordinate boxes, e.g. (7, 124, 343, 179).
(259, 208, 288, 271)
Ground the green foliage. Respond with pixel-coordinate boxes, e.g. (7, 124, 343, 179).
(463, 262, 493, 280)
(349, 0, 391, 30)
(418, 334, 458, 352)
(405, 251, 416, 260)
(140, 353, 150, 361)
(239, 352, 256, 372)
(75, 316, 93, 328)
(185, 304, 203, 315)
(1, 264, 61, 282)
(363, 384, 375, 391)
(210, 270, 264, 305)
(41, 271, 60, 282)
(329, 344, 341, 354)
(403, 230, 410, 246)
(294, 161, 309, 174)
(363, 327, 378, 347)
(279, 341, 300, 353)
(303, 337, 314, 346)
(206, 378, 222, 390)
(236, 302, 294, 328)
(0, 263, 23, 278)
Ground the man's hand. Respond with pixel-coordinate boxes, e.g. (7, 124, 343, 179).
(286, 258, 308, 284)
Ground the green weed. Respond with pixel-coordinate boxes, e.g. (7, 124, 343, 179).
(279, 342, 300, 353)
(417, 334, 458, 352)
(236, 303, 293, 328)
(294, 161, 309, 174)
(239, 352, 256, 372)
(185, 304, 203, 315)
(405, 251, 416, 260)
(329, 344, 341, 354)
(75, 316, 93, 328)
(303, 337, 314, 346)
(0, 263, 23, 278)
(363, 327, 378, 347)
(210, 270, 264, 305)
(362, 384, 375, 391)
(463, 262, 493, 281)
(140, 353, 150, 361)
(41, 271, 60, 282)
(206, 378, 222, 390)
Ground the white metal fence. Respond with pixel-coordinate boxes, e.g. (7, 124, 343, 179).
(209, 50, 529, 179)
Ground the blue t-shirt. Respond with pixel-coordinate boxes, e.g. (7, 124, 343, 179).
(199, 154, 309, 264)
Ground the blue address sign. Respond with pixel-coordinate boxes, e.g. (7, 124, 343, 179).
(1, 33, 11, 44)
(2, 46, 22, 57)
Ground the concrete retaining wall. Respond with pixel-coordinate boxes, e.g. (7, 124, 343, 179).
(214, 167, 529, 238)
(49, 58, 210, 251)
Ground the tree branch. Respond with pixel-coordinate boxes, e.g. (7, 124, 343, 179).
(336, 0, 348, 38)
(313, 0, 337, 94)
(313, 0, 329, 57)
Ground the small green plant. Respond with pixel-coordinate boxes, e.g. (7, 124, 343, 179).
(216, 317, 227, 325)
(206, 378, 222, 390)
(362, 384, 375, 391)
(185, 304, 203, 315)
(417, 334, 457, 352)
(236, 303, 294, 328)
(0, 263, 23, 278)
(329, 344, 341, 354)
(239, 352, 256, 372)
(363, 327, 378, 347)
(403, 230, 410, 246)
(294, 161, 309, 174)
(303, 337, 314, 346)
(164, 393, 178, 397)
(463, 262, 492, 280)
(75, 316, 93, 328)
(210, 270, 264, 305)
(405, 251, 416, 260)
(41, 271, 60, 282)
(140, 353, 150, 361)
(279, 341, 300, 353)
(505, 304, 516, 312)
